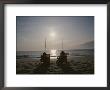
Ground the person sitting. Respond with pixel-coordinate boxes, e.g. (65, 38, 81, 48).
(56, 51, 67, 65)
(40, 52, 50, 65)
(40, 52, 46, 62)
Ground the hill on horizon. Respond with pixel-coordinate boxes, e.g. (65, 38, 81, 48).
(72, 41, 94, 50)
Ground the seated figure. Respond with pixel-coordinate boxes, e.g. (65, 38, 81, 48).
(56, 51, 67, 65)
(40, 52, 50, 65)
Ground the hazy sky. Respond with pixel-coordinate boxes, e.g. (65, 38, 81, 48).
(17, 16, 94, 51)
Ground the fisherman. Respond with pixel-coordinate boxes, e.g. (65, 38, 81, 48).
(40, 52, 50, 65)
(56, 51, 67, 65)
(40, 52, 46, 63)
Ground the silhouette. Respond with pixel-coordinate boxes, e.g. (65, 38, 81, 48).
(56, 51, 82, 74)
(33, 52, 50, 74)
(56, 51, 67, 66)
(40, 52, 50, 65)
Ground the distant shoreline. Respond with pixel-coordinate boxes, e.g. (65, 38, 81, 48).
(16, 48, 94, 52)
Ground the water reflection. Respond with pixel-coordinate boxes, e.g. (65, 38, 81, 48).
(50, 49, 57, 60)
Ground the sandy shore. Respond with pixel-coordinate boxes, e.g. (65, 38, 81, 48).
(16, 55, 94, 74)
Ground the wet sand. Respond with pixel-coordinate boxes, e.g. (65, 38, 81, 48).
(16, 55, 94, 74)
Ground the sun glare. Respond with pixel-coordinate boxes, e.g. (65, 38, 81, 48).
(51, 49, 57, 56)
(50, 32, 55, 37)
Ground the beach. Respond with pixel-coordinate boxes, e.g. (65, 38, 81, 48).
(16, 55, 94, 74)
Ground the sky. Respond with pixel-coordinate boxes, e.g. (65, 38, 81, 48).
(16, 16, 94, 51)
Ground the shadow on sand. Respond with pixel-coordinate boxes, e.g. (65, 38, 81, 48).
(33, 62, 82, 74)
(57, 62, 82, 74)
(33, 63, 49, 74)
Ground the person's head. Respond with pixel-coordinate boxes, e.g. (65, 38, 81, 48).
(43, 52, 46, 55)
(61, 51, 65, 54)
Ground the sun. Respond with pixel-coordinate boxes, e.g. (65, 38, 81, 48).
(51, 49, 57, 56)
(50, 32, 55, 37)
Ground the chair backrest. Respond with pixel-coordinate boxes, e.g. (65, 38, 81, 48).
(46, 54, 50, 57)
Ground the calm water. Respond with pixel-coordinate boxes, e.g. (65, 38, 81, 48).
(16, 49, 94, 60)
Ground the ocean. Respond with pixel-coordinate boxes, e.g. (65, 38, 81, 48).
(16, 49, 94, 60)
